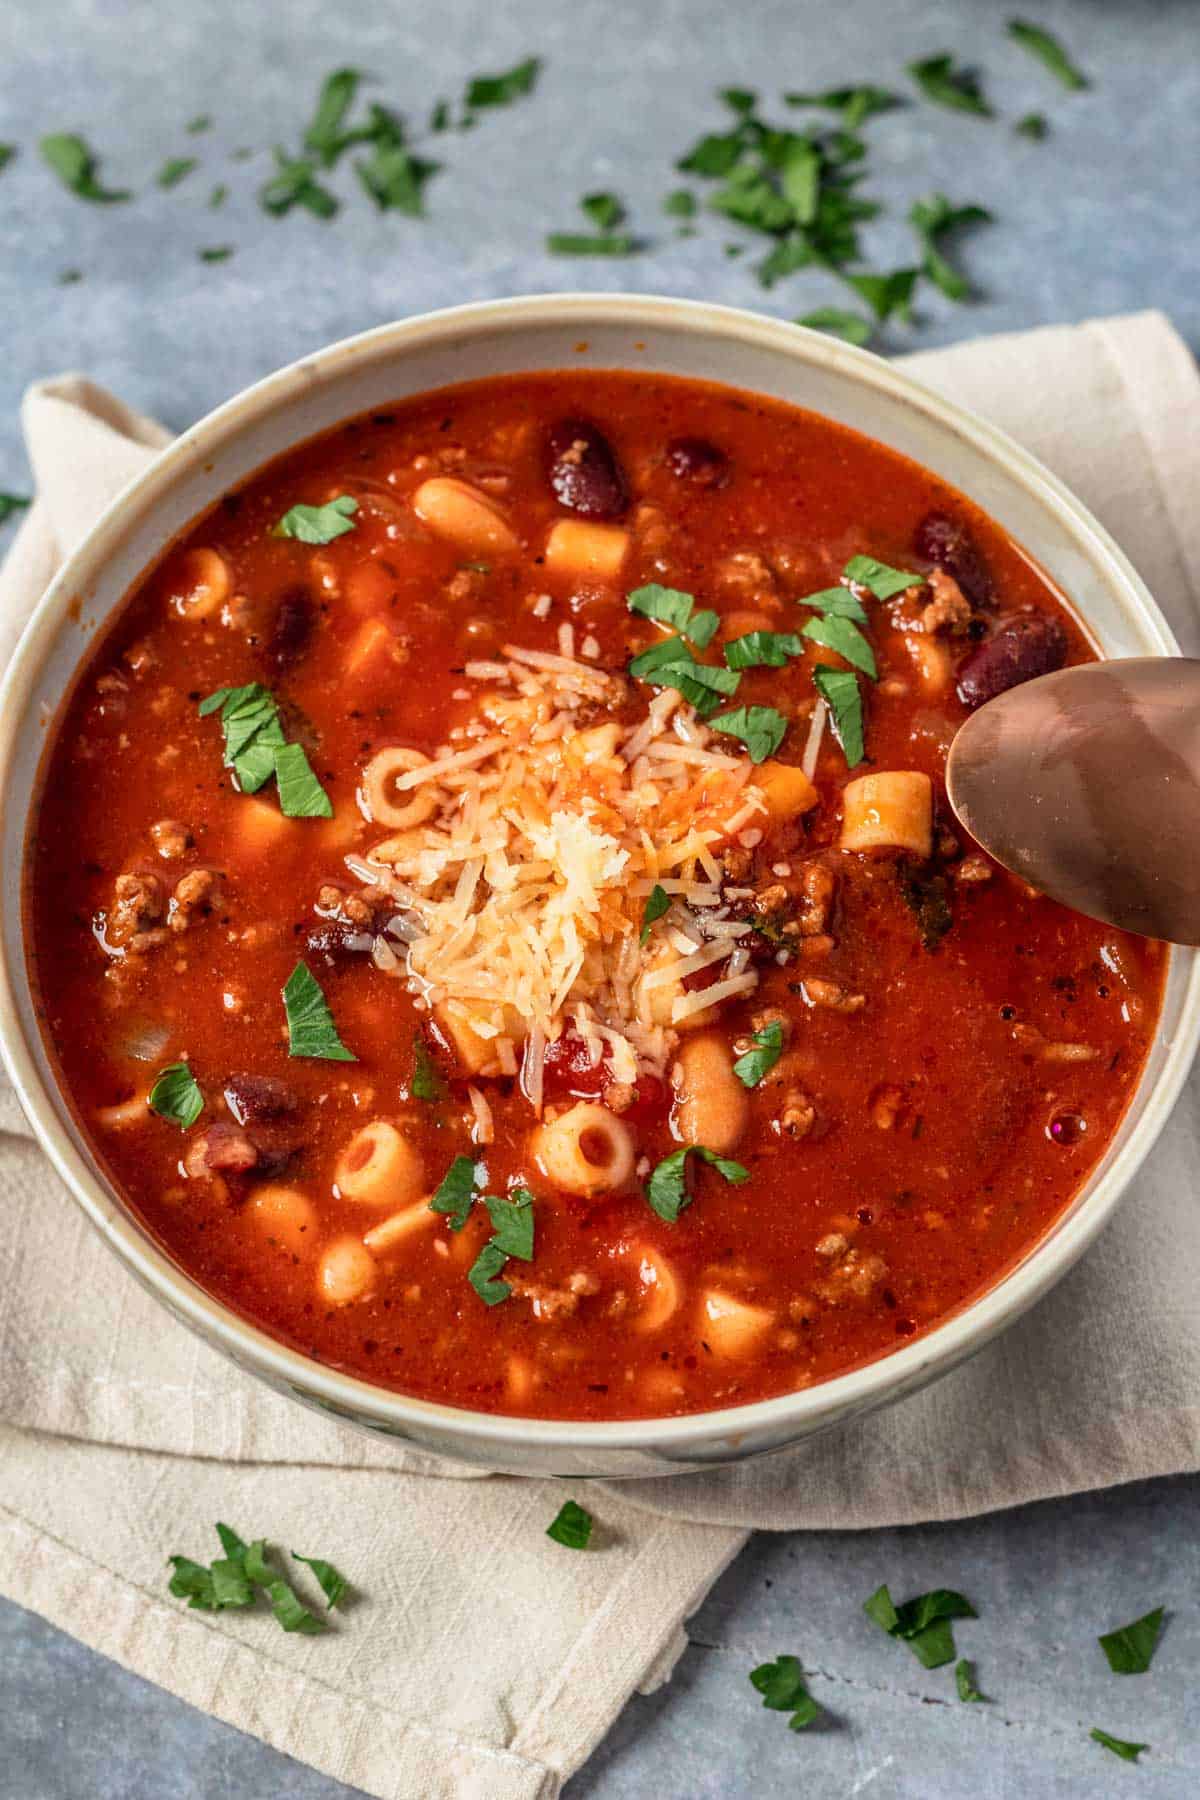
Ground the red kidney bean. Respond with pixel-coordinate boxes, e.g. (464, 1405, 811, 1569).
(224, 1073, 298, 1125)
(956, 613, 1068, 710)
(914, 511, 994, 609)
(265, 586, 314, 672)
(545, 420, 628, 520)
(665, 437, 730, 489)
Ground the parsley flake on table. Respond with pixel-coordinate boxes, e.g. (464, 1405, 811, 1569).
(1008, 19, 1088, 91)
(168, 1525, 343, 1634)
(749, 1654, 821, 1731)
(157, 156, 197, 189)
(843, 266, 918, 323)
(465, 57, 542, 109)
(274, 493, 358, 542)
(282, 962, 357, 1062)
(640, 883, 671, 946)
(148, 1062, 205, 1131)
(291, 1552, 349, 1609)
(785, 85, 901, 128)
(0, 493, 31, 527)
(40, 132, 131, 202)
(1015, 111, 1049, 140)
(864, 1583, 977, 1668)
(547, 1499, 594, 1549)
(646, 1145, 749, 1224)
(796, 307, 874, 346)
(259, 148, 338, 219)
(1099, 1606, 1165, 1675)
(199, 245, 234, 263)
(909, 194, 993, 302)
(908, 53, 992, 118)
(303, 67, 362, 166)
(733, 1020, 785, 1088)
(955, 1657, 985, 1702)
(1091, 1728, 1148, 1762)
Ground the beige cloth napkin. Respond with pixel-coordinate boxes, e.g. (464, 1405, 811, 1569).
(1, 311, 1198, 1797)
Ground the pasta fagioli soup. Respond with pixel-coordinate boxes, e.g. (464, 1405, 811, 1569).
(27, 371, 1165, 1420)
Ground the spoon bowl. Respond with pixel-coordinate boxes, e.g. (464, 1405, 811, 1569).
(946, 657, 1200, 945)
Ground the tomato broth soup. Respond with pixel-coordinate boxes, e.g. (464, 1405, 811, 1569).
(27, 371, 1165, 1420)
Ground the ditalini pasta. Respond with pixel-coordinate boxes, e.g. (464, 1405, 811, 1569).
(27, 369, 1163, 1420)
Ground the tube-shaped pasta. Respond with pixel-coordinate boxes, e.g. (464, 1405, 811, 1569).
(412, 477, 518, 555)
(840, 771, 932, 858)
(700, 1289, 774, 1355)
(161, 547, 231, 621)
(531, 1101, 636, 1196)
(630, 1246, 681, 1334)
(250, 1183, 317, 1255)
(360, 746, 438, 830)
(335, 1120, 425, 1208)
(318, 1237, 377, 1305)
(543, 519, 629, 582)
(363, 1200, 438, 1254)
(672, 1033, 749, 1155)
(755, 758, 819, 824)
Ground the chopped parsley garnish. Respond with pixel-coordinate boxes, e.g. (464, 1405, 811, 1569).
(628, 637, 741, 717)
(0, 493, 31, 527)
(199, 245, 233, 263)
(1090, 1729, 1148, 1763)
(628, 583, 719, 648)
(864, 1584, 977, 1669)
(799, 584, 868, 623)
(148, 1062, 205, 1131)
(709, 704, 789, 763)
(733, 1020, 785, 1088)
(646, 1145, 749, 1224)
(0, 144, 14, 173)
(1015, 112, 1049, 140)
(749, 1655, 821, 1731)
(723, 630, 804, 670)
(813, 667, 865, 767)
(785, 85, 901, 128)
(796, 307, 873, 346)
(547, 1499, 594, 1549)
(843, 266, 918, 324)
(357, 134, 439, 217)
(429, 1154, 480, 1231)
(664, 188, 696, 218)
(843, 553, 924, 600)
(955, 1658, 985, 1702)
(282, 962, 357, 1062)
(209, 184, 228, 207)
(168, 1524, 339, 1633)
(1099, 1606, 1164, 1675)
(907, 53, 992, 117)
(640, 883, 671, 946)
(468, 1186, 536, 1304)
(40, 132, 131, 203)
(274, 494, 358, 542)
(1008, 19, 1088, 91)
(411, 1033, 446, 1103)
(157, 156, 197, 189)
(260, 148, 338, 219)
(909, 194, 993, 302)
(465, 57, 542, 109)
(304, 68, 362, 166)
(273, 741, 333, 818)
(582, 190, 624, 230)
(291, 1552, 348, 1609)
(546, 230, 636, 257)
(801, 612, 877, 677)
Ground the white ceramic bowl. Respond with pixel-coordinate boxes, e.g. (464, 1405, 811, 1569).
(2, 295, 1196, 1477)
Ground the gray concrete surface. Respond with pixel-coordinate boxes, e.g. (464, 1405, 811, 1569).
(0, 0, 1197, 1794)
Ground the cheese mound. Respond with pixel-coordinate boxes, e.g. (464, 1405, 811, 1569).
(347, 636, 770, 1099)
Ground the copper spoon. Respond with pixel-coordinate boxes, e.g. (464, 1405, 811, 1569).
(945, 657, 1200, 945)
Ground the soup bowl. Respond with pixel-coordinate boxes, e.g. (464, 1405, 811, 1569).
(1, 294, 1197, 1477)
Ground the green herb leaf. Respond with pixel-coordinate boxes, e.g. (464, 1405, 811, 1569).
(157, 156, 197, 189)
(357, 141, 439, 216)
(813, 667, 865, 767)
(210, 1557, 254, 1609)
(640, 883, 671, 946)
(244, 1539, 326, 1634)
(646, 1144, 749, 1224)
(209, 183, 228, 208)
(582, 191, 624, 230)
(0, 144, 14, 173)
(0, 493, 32, 526)
(199, 683, 285, 793)
(955, 1658, 985, 1702)
(843, 266, 918, 323)
(148, 1061, 204, 1130)
(1015, 112, 1049, 141)
(723, 631, 804, 670)
(304, 68, 361, 165)
(664, 188, 696, 218)
(863, 1583, 900, 1633)
(429, 1154, 479, 1231)
(282, 962, 356, 1062)
(274, 494, 358, 543)
(168, 1555, 217, 1610)
(779, 141, 821, 225)
(720, 87, 758, 116)
(411, 1034, 446, 1103)
(466, 57, 541, 108)
(865, 1583, 977, 1669)
(733, 1020, 785, 1088)
(468, 1238, 512, 1306)
(627, 583, 717, 648)
(545, 232, 636, 257)
(843, 553, 924, 600)
(908, 54, 992, 117)
(483, 1187, 535, 1261)
(909, 193, 993, 302)
(1090, 1728, 1148, 1763)
(1008, 19, 1088, 90)
(785, 85, 901, 128)
(798, 584, 868, 624)
(1099, 1607, 1165, 1675)
(749, 1654, 821, 1731)
(40, 133, 131, 203)
(628, 640, 741, 718)
(215, 1521, 248, 1560)
(259, 148, 338, 218)
(801, 613, 877, 677)
(709, 704, 788, 763)
(273, 742, 333, 818)
(199, 245, 233, 263)
(677, 131, 746, 177)
(187, 114, 212, 134)
(796, 308, 873, 347)
(547, 1499, 594, 1548)
(292, 1552, 348, 1609)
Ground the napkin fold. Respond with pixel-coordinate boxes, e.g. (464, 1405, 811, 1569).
(1, 313, 1198, 1798)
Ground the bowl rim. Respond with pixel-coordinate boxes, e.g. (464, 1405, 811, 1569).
(2, 290, 1197, 1459)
